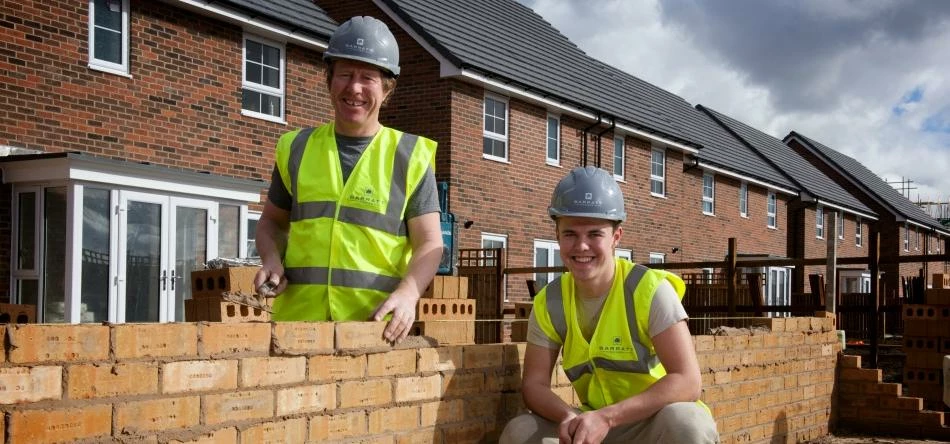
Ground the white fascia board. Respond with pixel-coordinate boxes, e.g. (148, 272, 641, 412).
(696, 161, 797, 196)
(813, 198, 878, 222)
(164, 0, 328, 50)
(906, 218, 950, 236)
(1, 157, 262, 203)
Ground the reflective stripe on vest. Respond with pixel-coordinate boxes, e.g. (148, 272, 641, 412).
(284, 267, 401, 292)
(287, 128, 417, 237)
(546, 264, 658, 381)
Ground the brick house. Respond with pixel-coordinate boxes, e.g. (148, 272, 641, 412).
(784, 132, 950, 296)
(0, 0, 337, 322)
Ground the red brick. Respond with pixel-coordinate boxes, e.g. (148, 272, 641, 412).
(116, 396, 200, 433)
(9, 404, 112, 443)
(411, 320, 474, 345)
(310, 354, 366, 381)
(339, 379, 393, 408)
(335, 321, 391, 350)
(67, 362, 157, 399)
(240, 356, 306, 387)
(199, 322, 271, 356)
(7, 324, 109, 363)
(275, 383, 336, 415)
(395, 374, 442, 402)
(190, 266, 259, 298)
(162, 360, 238, 393)
(367, 349, 417, 376)
(0, 366, 62, 403)
(369, 405, 420, 433)
(203, 390, 274, 424)
(239, 418, 307, 443)
(273, 322, 334, 354)
(113, 323, 198, 359)
(417, 298, 475, 320)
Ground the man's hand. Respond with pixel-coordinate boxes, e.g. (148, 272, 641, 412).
(253, 263, 286, 297)
(370, 289, 419, 343)
(559, 410, 610, 444)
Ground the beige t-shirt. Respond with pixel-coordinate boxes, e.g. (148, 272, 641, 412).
(526, 279, 686, 348)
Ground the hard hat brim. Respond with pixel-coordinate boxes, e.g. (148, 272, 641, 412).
(323, 52, 400, 77)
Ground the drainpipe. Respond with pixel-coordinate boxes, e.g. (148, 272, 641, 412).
(594, 118, 616, 169)
(580, 115, 602, 167)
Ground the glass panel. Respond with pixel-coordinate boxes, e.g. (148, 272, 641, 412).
(18, 279, 39, 307)
(246, 40, 262, 63)
(81, 188, 111, 323)
(263, 94, 281, 117)
(263, 66, 280, 88)
(242, 89, 260, 113)
(126, 201, 162, 322)
(175, 207, 207, 322)
(535, 248, 549, 287)
(44, 187, 67, 323)
(246, 63, 262, 84)
(263, 44, 280, 67)
(17, 192, 36, 270)
(218, 205, 240, 258)
(247, 217, 259, 257)
(94, 0, 122, 30)
(94, 28, 122, 64)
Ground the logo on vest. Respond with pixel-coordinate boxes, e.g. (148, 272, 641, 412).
(348, 187, 382, 206)
(599, 335, 633, 353)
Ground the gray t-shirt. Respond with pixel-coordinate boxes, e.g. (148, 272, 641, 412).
(526, 278, 687, 348)
(267, 133, 440, 219)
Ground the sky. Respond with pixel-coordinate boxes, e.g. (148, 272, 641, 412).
(518, 0, 950, 203)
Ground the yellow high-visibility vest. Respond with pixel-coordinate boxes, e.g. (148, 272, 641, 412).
(270, 123, 436, 321)
(534, 259, 705, 411)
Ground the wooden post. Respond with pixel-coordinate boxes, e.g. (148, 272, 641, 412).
(748, 273, 764, 317)
(825, 211, 837, 314)
(727, 238, 737, 323)
(869, 231, 880, 369)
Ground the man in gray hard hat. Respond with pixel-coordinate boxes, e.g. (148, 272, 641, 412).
(254, 16, 443, 343)
(500, 166, 719, 443)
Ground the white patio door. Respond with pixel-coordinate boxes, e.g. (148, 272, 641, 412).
(117, 192, 216, 322)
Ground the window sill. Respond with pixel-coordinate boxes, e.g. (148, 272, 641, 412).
(89, 63, 132, 78)
(241, 110, 287, 125)
(650, 193, 667, 199)
(483, 154, 510, 164)
(545, 161, 562, 168)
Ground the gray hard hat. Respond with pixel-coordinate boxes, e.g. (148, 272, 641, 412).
(548, 166, 626, 222)
(323, 16, 400, 77)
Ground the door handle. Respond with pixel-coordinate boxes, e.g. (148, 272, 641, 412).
(170, 270, 182, 291)
(160, 270, 167, 291)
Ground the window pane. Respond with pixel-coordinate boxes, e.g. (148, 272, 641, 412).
(126, 201, 162, 322)
(17, 192, 36, 270)
(94, 28, 122, 64)
(175, 207, 207, 322)
(534, 248, 549, 287)
(218, 205, 240, 258)
(494, 116, 506, 136)
(242, 89, 261, 113)
(263, 66, 280, 88)
(247, 217, 259, 257)
(18, 280, 38, 307)
(246, 40, 262, 63)
(262, 93, 281, 117)
(94, 0, 122, 30)
(246, 62, 262, 84)
(81, 188, 111, 323)
(44, 187, 68, 323)
(263, 44, 280, 67)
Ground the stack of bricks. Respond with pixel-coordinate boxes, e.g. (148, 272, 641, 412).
(410, 275, 475, 345)
(509, 301, 533, 342)
(186, 266, 271, 322)
(902, 272, 950, 408)
(837, 353, 950, 440)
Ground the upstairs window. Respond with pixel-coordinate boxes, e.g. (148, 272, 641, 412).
(815, 206, 824, 239)
(546, 115, 560, 165)
(702, 173, 715, 215)
(242, 35, 285, 121)
(767, 192, 777, 228)
(855, 217, 863, 247)
(613, 136, 625, 180)
(88, 0, 130, 75)
(837, 211, 844, 240)
(903, 223, 909, 251)
(483, 95, 509, 161)
(650, 148, 665, 196)
(739, 182, 748, 217)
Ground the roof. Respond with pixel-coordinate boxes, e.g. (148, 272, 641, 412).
(686, 106, 798, 193)
(785, 132, 948, 233)
(379, 0, 705, 148)
(221, 0, 337, 37)
(699, 106, 875, 217)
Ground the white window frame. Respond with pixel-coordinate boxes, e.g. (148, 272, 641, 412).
(533, 240, 562, 289)
(483, 94, 509, 162)
(244, 210, 261, 258)
(915, 228, 921, 251)
(649, 252, 665, 264)
(88, 0, 131, 76)
(855, 217, 863, 247)
(767, 192, 777, 229)
(481, 233, 508, 299)
(546, 114, 560, 166)
(650, 147, 666, 196)
(904, 223, 910, 251)
(241, 34, 286, 123)
(615, 248, 632, 261)
(816, 206, 824, 239)
(702, 172, 715, 215)
(613, 136, 625, 180)
(701, 268, 714, 285)
(837, 211, 844, 240)
(739, 182, 748, 218)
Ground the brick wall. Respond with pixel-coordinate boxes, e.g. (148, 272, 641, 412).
(0, 317, 842, 443)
